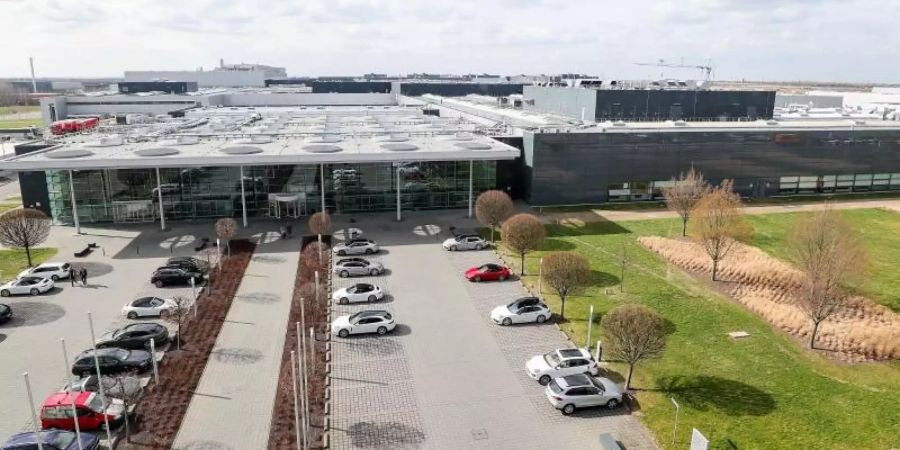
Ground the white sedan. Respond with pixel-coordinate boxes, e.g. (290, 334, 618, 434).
(332, 283, 385, 305)
(122, 296, 177, 319)
(442, 234, 487, 251)
(490, 301, 551, 325)
(17, 262, 72, 281)
(333, 239, 379, 256)
(0, 276, 54, 297)
(331, 310, 396, 338)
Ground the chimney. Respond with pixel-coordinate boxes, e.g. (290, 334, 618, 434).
(220, 58, 225, 69)
(29, 57, 37, 93)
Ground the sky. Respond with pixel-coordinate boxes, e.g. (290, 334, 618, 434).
(1, 0, 898, 82)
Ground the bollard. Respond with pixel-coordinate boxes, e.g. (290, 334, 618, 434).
(150, 338, 159, 383)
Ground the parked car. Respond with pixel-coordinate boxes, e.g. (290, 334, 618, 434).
(491, 299, 551, 325)
(546, 374, 623, 415)
(161, 256, 208, 274)
(71, 347, 152, 376)
(333, 238, 379, 256)
(332, 283, 385, 304)
(0, 303, 10, 324)
(2, 430, 99, 450)
(465, 264, 510, 282)
(150, 267, 202, 287)
(0, 276, 54, 297)
(526, 348, 600, 385)
(122, 296, 177, 319)
(96, 322, 169, 350)
(67, 375, 99, 393)
(17, 262, 71, 281)
(443, 234, 487, 251)
(331, 310, 396, 338)
(334, 258, 384, 277)
(40, 391, 125, 431)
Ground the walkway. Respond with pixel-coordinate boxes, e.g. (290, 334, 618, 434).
(172, 231, 300, 450)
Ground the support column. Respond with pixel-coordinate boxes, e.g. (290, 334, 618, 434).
(239, 166, 248, 227)
(468, 160, 474, 218)
(68, 170, 81, 234)
(155, 168, 166, 231)
(320, 163, 326, 214)
(396, 164, 401, 222)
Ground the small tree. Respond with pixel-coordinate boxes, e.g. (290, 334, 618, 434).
(601, 304, 668, 390)
(789, 207, 867, 349)
(693, 180, 751, 281)
(309, 211, 332, 264)
(0, 208, 51, 267)
(475, 190, 514, 243)
(100, 372, 142, 443)
(501, 213, 545, 275)
(541, 251, 590, 321)
(163, 296, 192, 350)
(300, 242, 331, 284)
(215, 218, 237, 256)
(663, 167, 710, 236)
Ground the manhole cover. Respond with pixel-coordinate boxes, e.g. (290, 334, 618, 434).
(471, 428, 489, 440)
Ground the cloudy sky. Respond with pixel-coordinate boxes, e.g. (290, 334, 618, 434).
(1, 0, 897, 82)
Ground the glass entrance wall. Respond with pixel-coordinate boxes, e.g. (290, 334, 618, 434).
(46, 161, 497, 225)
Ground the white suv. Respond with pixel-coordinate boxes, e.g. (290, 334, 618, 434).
(17, 262, 72, 281)
(526, 348, 599, 385)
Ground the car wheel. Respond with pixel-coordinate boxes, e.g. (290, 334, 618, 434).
(377, 326, 387, 335)
(365, 248, 374, 254)
(473, 276, 481, 282)
(338, 329, 349, 338)
(499, 275, 507, 281)
(30, 288, 40, 296)
(370, 269, 379, 276)
(51, 275, 59, 281)
(450, 245, 457, 251)
(0, 290, 8, 297)
(538, 375, 551, 386)
(340, 271, 349, 278)
(337, 250, 347, 256)
(501, 317, 512, 326)
(154, 280, 164, 288)
(127, 311, 138, 319)
(536, 315, 546, 323)
(606, 399, 620, 409)
(367, 295, 376, 303)
(562, 404, 576, 415)
(475, 244, 483, 250)
(339, 297, 349, 305)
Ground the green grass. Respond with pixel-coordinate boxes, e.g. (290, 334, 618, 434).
(0, 118, 42, 129)
(0, 105, 39, 115)
(0, 248, 57, 282)
(493, 211, 900, 450)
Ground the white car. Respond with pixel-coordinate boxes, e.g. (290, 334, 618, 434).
(546, 374, 624, 415)
(17, 262, 72, 281)
(442, 234, 487, 251)
(333, 239, 379, 256)
(121, 296, 177, 319)
(526, 348, 599, 385)
(331, 310, 396, 338)
(332, 283, 385, 304)
(491, 299, 551, 325)
(0, 276, 54, 297)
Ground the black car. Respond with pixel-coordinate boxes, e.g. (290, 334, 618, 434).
(71, 348, 152, 376)
(2, 430, 99, 450)
(508, 296, 540, 310)
(96, 323, 169, 350)
(0, 303, 10, 324)
(150, 267, 202, 288)
(163, 256, 208, 274)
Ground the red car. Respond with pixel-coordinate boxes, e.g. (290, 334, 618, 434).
(40, 391, 124, 431)
(465, 263, 511, 282)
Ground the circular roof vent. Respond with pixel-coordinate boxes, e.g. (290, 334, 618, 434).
(303, 144, 343, 153)
(136, 147, 180, 157)
(455, 142, 492, 150)
(382, 143, 419, 151)
(47, 149, 94, 159)
(220, 146, 264, 155)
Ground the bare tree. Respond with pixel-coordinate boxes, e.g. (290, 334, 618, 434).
(475, 190, 514, 243)
(600, 304, 668, 390)
(301, 242, 330, 282)
(308, 211, 332, 236)
(541, 251, 590, 321)
(162, 296, 192, 350)
(788, 207, 867, 349)
(501, 214, 545, 275)
(0, 208, 51, 267)
(100, 371, 143, 442)
(215, 218, 237, 256)
(663, 167, 710, 236)
(693, 180, 751, 281)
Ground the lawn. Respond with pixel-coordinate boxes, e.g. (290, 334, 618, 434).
(0, 118, 42, 129)
(494, 210, 900, 450)
(0, 248, 58, 282)
(0, 105, 40, 115)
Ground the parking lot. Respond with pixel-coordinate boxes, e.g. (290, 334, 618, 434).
(328, 212, 657, 449)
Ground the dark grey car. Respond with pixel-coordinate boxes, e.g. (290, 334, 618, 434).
(334, 258, 384, 277)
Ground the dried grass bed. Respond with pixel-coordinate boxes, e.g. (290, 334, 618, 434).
(639, 236, 900, 362)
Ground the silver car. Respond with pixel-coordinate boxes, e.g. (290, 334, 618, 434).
(546, 374, 623, 415)
(334, 258, 384, 277)
(333, 238, 379, 256)
(442, 234, 487, 251)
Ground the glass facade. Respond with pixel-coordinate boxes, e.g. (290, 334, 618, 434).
(47, 161, 496, 225)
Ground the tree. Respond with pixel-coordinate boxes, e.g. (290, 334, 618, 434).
(501, 214, 545, 275)
(0, 208, 51, 267)
(475, 190, 514, 243)
(300, 242, 330, 282)
(692, 180, 751, 281)
(788, 207, 867, 349)
(308, 212, 332, 264)
(215, 218, 237, 256)
(541, 251, 590, 321)
(163, 296, 192, 350)
(601, 304, 668, 390)
(100, 372, 142, 442)
(663, 168, 710, 236)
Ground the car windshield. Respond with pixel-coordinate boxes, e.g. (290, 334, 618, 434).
(548, 379, 563, 394)
(588, 377, 605, 392)
(110, 348, 129, 360)
(478, 265, 491, 271)
(507, 304, 518, 313)
(45, 432, 77, 448)
(543, 351, 562, 366)
(86, 393, 106, 413)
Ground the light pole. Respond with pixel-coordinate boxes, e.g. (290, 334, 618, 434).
(395, 164, 402, 222)
(291, 350, 302, 450)
(68, 170, 81, 234)
(671, 397, 681, 445)
(586, 304, 594, 349)
(60, 339, 84, 450)
(155, 168, 166, 231)
(296, 321, 307, 450)
(538, 258, 543, 298)
(149, 338, 159, 383)
(88, 312, 114, 445)
(23, 372, 44, 450)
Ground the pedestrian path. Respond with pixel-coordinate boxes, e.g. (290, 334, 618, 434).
(172, 232, 300, 450)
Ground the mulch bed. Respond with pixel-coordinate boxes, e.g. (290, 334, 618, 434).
(121, 239, 256, 449)
(268, 242, 329, 450)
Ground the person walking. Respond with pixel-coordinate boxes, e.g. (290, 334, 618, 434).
(69, 266, 77, 287)
(80, 267, 88, 286)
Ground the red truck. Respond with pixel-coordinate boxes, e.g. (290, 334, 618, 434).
(50, 118, 99, 135)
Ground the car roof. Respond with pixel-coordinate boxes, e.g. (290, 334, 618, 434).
(337, 257, 368, 264)
(42, 391, 91, 407)
(356, 310, 390, 318)
(4, 430, 76, 446)
(557, 374, 592, 389)
(347, 238, 373, 243)
(124, 322, 163, 332)
(36, 262, 67, 268)
(78, 347, 124, 358)
(558, 348, 590, 359)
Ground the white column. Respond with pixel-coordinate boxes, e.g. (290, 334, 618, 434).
(320, 164, 326, 214)
(468, 160, 474, 218)
(23, 373, 44, 450)
(396, 164, 401, 222)
(239, 166, 248, 227)
(155, 168, 166, 231)
(60, 339, 83, 450)
(68, 170, 81, 234)
(87, 312, 113, 444)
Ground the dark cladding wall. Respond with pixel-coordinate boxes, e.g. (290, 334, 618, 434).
(311, 81, 392, 93)
(118, 81, 199, 94)
(524, 128, 900, 205)
(14, 142, 54, 215)
(399, 83, 524, 97)
(594, 90, 775, 121)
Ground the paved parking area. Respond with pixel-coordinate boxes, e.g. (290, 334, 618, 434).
(329, 212, 658, 450)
